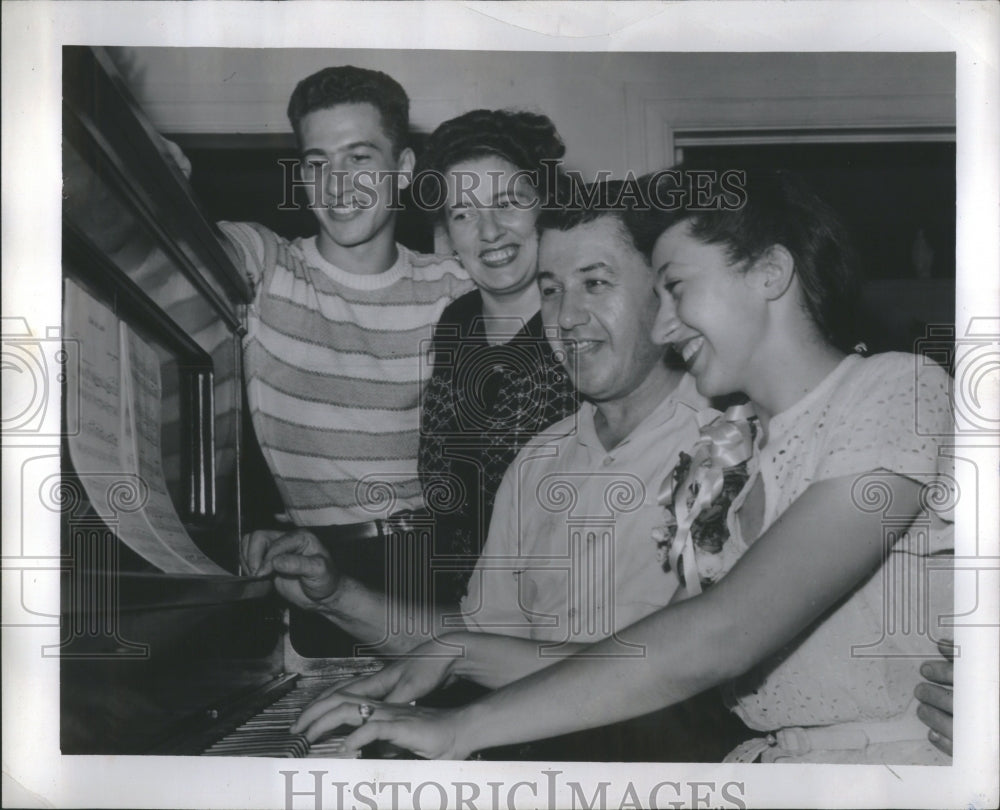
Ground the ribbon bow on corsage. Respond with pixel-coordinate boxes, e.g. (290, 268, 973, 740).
(652, 403, 760, 595)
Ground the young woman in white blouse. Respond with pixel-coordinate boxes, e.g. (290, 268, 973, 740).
(293, 169, 954, 764)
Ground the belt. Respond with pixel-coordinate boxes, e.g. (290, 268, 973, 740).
(313, 509, 433, 544)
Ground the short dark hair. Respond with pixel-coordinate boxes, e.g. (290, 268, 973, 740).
(286, 66, 410, 156)
(624, 168, 861, 351)
(537, 178, 645, 249)
(415, 109, 565, 219)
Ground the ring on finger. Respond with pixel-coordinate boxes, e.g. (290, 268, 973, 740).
(358, 703, 374, 724)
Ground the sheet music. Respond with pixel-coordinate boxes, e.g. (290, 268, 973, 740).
(65, 278, 123, 470)
(65, 278, 229, 574)
(121, 321, 230, 574)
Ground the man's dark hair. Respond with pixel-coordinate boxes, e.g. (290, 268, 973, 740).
(536, 178, 646, 247)
(287, 65, 410, 156)
(624, 168, 861, 352)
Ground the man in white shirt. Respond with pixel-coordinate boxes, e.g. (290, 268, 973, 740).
(460, 201, 706, 646)
(246, 176, 955, 762)
(244, 182, 707, 671)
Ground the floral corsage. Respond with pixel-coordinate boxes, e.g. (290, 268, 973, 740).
(652, 404, 761, 594)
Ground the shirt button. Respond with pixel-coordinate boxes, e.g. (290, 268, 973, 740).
(602, 456, 614, 467)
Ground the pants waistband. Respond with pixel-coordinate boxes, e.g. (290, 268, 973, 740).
(313, 508, 433, 544)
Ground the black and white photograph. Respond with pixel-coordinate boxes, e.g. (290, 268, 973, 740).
(3, 2, 998, 809)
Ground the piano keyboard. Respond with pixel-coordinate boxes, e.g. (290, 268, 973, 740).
(203, 676, 359, 758)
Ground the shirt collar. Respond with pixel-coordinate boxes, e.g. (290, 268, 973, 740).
(301, 238, 410, 290)
(575, 372, 707, 450)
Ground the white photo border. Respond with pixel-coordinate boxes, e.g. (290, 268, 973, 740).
(2, 2, 997, 809)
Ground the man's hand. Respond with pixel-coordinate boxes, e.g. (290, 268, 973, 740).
(914, 638, 954, 757)
(156, 133, 193, 180)
(240, 529, 341, 608)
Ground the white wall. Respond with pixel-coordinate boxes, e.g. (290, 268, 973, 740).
(115, 48, 953, 177)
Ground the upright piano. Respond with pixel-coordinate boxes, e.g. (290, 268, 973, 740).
(58, 47, 751, 763)
(59, 45, 378, 757)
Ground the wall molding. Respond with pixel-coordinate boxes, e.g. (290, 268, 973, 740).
(147, 97, 465, 136)
(626, 86, 955, 173)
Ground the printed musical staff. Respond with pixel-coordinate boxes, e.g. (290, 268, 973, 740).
(64, 279, 230, 575)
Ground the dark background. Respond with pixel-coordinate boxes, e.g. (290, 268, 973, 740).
(183, 136, 957, 549)
(182, 137, 956, 358)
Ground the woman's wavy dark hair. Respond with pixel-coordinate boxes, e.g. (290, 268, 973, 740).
(625, 168, 863, 352)
(414, 109, 566, 220)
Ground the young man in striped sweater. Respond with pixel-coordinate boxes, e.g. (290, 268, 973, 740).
(222, 66, 472, 547)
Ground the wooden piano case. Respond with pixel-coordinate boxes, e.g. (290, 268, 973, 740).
(59, 46, 372, 756)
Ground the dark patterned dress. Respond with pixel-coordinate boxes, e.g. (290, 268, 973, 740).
(419, 290, 579, 604)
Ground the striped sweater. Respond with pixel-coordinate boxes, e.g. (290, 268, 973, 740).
(219, 222, 473, 526)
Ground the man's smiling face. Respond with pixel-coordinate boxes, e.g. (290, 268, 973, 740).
(538, 215, 665, 404)
(297, 102, 413, 255)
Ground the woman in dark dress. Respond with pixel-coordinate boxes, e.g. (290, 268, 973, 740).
(416, 110, 579, 604)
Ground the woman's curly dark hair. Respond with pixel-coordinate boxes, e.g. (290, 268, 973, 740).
(624, 168, 863, 353)
(414, 109, 566, 219)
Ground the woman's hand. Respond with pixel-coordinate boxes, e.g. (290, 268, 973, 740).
(290, 691, 471, 760)
(297, 653, 460, 734)
(342, 703, 472, 760)
(291, 651, 459, 741)
(290, 689, 377, 741)
(915, 638, 954, 756)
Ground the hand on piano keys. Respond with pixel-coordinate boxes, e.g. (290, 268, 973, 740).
(202, 677, 358, 758)
(329, 697, 470, 761)
(297, 651, 460, 725)
(201, 676, 424, 759)
(286, 686, 469, 760)
(202, 677, 428, 759)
